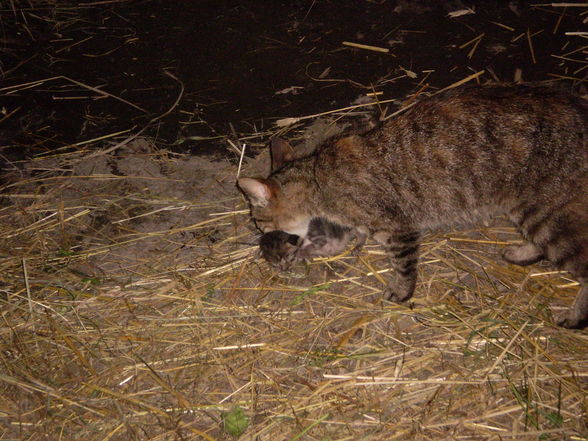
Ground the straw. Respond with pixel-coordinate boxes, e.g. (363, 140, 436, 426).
(1, 4, 587, 441)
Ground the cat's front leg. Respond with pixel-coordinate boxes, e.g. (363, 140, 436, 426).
(373, 230, 420, 303)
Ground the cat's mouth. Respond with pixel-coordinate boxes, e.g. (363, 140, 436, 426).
(254, 216, 311, 237)
(252, 219, 274, 233)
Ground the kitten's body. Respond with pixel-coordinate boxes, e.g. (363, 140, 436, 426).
(297, 217, 356, 260)
(259, 217, 356, 269)
(240, 85, 588, 328)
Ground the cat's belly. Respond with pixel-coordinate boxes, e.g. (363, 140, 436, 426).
(413, 204, 506, 232)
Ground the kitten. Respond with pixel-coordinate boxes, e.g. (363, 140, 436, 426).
(259, 217, 358, 270)
(259, 230, 299, 270)
(297, 217, 358, 260)
(239, 84, 588, 328)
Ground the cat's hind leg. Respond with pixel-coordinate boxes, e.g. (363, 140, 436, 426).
(522, 198, 588, 328)
(501, 241, 544, 266)
(557, 279, 588, 329)
(549, 227, 588, 328)
(373, 230, 420, 303)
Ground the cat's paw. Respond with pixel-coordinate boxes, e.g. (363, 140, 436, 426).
(383, 286, 413, 304)
(556, 311, 588, 329)
(501, 242, 543, 266)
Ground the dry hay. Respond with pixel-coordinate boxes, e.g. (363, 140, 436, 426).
(0, 136, 586, 441)
(1, 0, 587, 438)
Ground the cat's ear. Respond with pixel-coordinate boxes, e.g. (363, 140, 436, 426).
(238, 177, 273, 207)
(270, 137, 295, 172)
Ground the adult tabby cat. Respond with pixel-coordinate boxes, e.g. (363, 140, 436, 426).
(239, 85, 588, 328)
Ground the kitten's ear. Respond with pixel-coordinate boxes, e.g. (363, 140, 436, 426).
(238, 177, 273, 207)
(271, 137, 295, 172)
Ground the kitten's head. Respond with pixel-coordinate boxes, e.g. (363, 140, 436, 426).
(237, 177, 311, 236)
(258, 231, 300, 270)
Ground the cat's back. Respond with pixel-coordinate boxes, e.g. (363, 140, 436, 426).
(375, 84, 586, 157)
(316, 84, 586, 171)
(309, 84, 587, 228)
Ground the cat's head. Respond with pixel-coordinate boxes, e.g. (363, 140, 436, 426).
(237, 177, 311, 236)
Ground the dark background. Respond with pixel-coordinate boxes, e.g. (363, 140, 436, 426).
(1, 0, 586, 158)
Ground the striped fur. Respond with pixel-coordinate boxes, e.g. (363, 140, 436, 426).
(239, 85, 588, 328)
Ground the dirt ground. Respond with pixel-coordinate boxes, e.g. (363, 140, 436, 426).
(1, 1, 587, 441)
